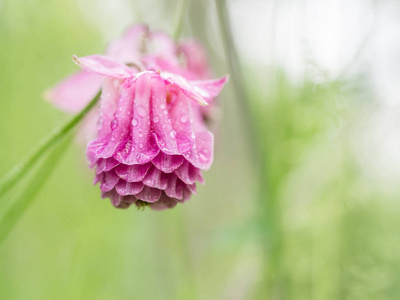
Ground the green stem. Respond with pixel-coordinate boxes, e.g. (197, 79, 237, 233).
(172, 0, 190, 41)
(0, 133, 73, 245)
(214, 0, 263, 170)
(0, 91, 100, 198)
(215, 0, 281, 297)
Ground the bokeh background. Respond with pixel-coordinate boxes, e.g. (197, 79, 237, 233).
(2, 0, 400, 299)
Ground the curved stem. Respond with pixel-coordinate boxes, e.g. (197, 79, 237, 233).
(0, 133, 73, 245)
(0, 91, 100, 198)
(172, 0, 190, 41)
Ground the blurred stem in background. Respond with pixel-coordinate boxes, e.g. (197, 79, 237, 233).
(0, 92, 100, 245)
(172, 0, 190, 40)
(215, 0, 282, 298)
(0, 91, 100, 199)
(0, 134, 73, 245)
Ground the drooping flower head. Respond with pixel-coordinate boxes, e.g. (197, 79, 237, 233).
(46, 25, 228, 210)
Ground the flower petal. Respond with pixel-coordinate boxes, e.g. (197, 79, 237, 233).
(174, 160, 197, 185)
(179, 40, 212, 79)
(99, 170, 120, 192)
(115, 163, 152, 182)
(142, 165, 169, 190)
(115, 180, 144, 195)
(150, 192, 178, 210)
(106, 24, 149, 63)
(44, 71, 102, 113)
(72, 55, 134, 79)
(151, 152, 184, 173)
(191, 76, 229, 104)
(135, 186, 162, 202)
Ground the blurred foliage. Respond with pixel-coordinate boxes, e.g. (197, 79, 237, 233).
(1, 0, 400, 299)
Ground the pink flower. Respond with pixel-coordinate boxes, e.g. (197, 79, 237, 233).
(46, 25, 214, 113)
(73, 55, 227, 209)
(46, 25, 228, 209)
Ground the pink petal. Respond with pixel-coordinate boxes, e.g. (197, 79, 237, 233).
(150, 77, 194, 155)
(150, 192, 178, 210)
(183, 131, 214, 170)
(160, 72, 208, 106)
(142, 166, 168, 190)
(100, 170, 119, 192)
(164, 174, 184, 200)
(96, 157, 119, 174)
(174, 160, 197, 185)
(151, 152, 184, 173)
(102, 189, 122, 206)
(72, 55, 134, 79)
(115, 180, 144, 196)
(106, 24, 149, 63)
(179, 40, 213, 79)
(44, 71, 102, 113)
(115, 163, 152, 182)
(135, 186, 162, 203)
(191, 76, 229, 104)
(149, 31, 178, 63)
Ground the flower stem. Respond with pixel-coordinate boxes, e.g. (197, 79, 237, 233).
(0, 133, 73, 245)
(0, 91, 100, 199)
(172, 0, 190, 41)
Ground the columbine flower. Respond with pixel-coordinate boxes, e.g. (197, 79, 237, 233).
(73, 55, 227, 209)
(46, 24, 227, 210)
(46, 24, 214, 113)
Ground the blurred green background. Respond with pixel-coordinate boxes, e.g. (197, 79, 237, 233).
(1, 0, 400, 299)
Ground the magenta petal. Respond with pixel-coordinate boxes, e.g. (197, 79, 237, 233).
(160, 72, 208, 106)
(187, 183, 196, 194)
(142, 166, 168, 190)
(179, 40, 212, 80)
(72, 55, 133, 79)
(116, 74, 159, 164)
(150, 192, 178, 210)
(184, 131, 214, 170)
(151, 152, 184, 173)
(174, 160, 197, 184)
(191, 76, 229, 103)
(115, 180, 144, 195)
(45, 71, 102, 113)
(96, 158, 119, 174)
(100, 170, 119, 192)
(102, 189, 122, 207)
(164, 175, 184, 200)
(135, 186, 162, 203)
(115, 163, 152, 182)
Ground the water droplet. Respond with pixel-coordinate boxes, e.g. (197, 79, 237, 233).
(191, 133, 196, 139)
(160, 103, 166, 109)
(138, 133, 143, 138)
(162, 124, 166, 129)
(132, 119, 138, 126)
(170, 130, 176, 139)
(110, 118, 118, 130)
(180, 115, 188, 123)
(153, 116, 160, 123)
(139, 143, 144, 149)
(163, 110, 167, 115)
(137, 105, 146, 117)
(168, 119, 172, 124)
